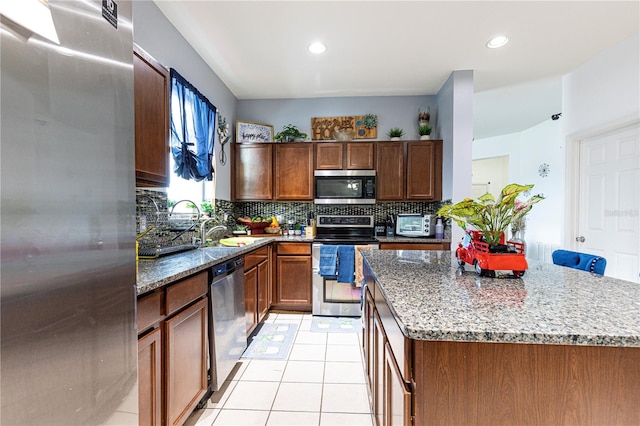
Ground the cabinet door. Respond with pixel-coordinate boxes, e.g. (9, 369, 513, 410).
(364, 288, 375, 398)
(234, 144, 273, 200)
(257, 259, 270, 323)
(134, 45, 169, 187)
(244, 267, 258, 335)
(138, 328, 162, 426)
(274, 143, 314, 200)
(347, 142, 375, 169)
(376, 142, 405, 200)
(276, 255, 312, 306)
(316, 142, 344, 169)
(385, 342, 412, 426)
(406, 141, 442, 200)
(165, 298, 208, 426)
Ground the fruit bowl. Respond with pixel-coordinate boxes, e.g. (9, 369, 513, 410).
(264, 226, 281, 234)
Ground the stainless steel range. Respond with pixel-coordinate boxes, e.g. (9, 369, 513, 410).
(312, 215, 379, 317)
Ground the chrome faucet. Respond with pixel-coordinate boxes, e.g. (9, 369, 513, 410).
(199, 218, 228, 246)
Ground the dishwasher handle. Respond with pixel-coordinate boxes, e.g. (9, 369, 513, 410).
(212, 257, 244, 278)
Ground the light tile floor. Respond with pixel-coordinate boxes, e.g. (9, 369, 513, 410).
(185, 313, 374, 426)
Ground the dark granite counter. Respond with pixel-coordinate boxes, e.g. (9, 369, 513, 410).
(136, 235, 313, 295)
(375, 236, 450, 244)
(362, 249, 640, 347)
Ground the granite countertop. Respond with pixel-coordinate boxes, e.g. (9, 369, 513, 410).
(137, 235, 313, 295)
(362, 250, 640, 347)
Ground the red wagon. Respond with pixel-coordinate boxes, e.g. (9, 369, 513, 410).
(456, 231, 527, 277)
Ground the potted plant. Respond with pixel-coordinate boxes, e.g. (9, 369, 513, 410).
(418, 124, 432, 140)
(274, 124, 308, 142)
(437, 183, 544, 249)
(387, 127, 405, 141)
(200, 201, 214, 217)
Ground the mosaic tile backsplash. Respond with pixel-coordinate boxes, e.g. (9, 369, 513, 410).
(137, 189, 450, 247)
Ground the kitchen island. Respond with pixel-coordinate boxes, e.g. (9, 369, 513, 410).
(361, 249, 640, 426)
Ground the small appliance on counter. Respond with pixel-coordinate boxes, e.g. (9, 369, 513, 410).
(395, 214, 436, 237)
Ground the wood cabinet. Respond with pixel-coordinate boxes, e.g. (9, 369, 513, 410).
(376, 142, 405, 200)
(134, 44, 170, 187)
(274, 144, 314, 200)
(316, 142, 375, 170)
(273, 242, 312, 311)
(137, 271, 208, 426)
(375, 140, 443, 201)
(244, 245, 271, 335)
(233, 144, 273, 200)
(406, 141, 442, 200)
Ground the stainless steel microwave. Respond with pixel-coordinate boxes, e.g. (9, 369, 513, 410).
(314, 170, 376, 204)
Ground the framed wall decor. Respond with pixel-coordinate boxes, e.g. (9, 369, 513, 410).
(235, 120, 274, 143)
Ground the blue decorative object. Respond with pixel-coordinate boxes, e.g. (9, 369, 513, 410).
(552, 249, 607, 275)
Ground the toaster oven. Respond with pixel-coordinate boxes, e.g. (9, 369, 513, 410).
(395, 214, 436, 237)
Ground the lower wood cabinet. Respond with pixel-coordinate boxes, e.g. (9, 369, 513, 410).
(137, 271, 209, 426)
(138, 327, 162, 426)
(273, 242, 312, 311)
(244, 245, 271, 335)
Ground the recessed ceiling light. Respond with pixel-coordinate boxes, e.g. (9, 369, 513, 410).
(308, 42, 327, 54)
(486, 35, 509, 49)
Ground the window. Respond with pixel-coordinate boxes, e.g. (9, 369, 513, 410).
(168, 68, 216, 211)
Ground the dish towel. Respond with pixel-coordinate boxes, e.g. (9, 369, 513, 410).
(337, 245, 355, 284)
(319, 245, 338, 277)
(354, 245, 374, 288)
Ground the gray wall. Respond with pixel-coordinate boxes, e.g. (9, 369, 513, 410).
(237, 95, 437, 141)
(132, 0, 237, 200)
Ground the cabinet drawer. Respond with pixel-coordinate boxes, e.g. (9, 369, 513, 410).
(277, 242, 311, 255)
(245, 246, 270, 270)
(166, 271, 208, 316)
(138, 290, 164, 333)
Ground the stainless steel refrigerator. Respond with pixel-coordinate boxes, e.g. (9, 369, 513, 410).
(1, 1, 138, 424)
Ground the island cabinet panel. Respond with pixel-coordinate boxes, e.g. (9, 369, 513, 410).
(273, 242, 312, 311)
(376, 142, 405, 200)
(385, 341, 411, 426)
(412, 341, 640, 426)
(274, 143, 314, 200)
(406, 141, 442, 200)
(134, 44, 170, 188)
(233, 143, 273, 200)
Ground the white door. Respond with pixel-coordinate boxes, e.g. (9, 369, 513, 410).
(578, 124, 639, 283)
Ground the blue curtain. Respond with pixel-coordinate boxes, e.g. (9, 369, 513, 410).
(169, 68, 216, 181)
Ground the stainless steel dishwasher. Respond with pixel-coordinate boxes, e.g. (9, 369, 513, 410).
(207, 256, 246, 392)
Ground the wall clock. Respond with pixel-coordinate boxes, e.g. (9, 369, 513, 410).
(538, 163, 550, 178)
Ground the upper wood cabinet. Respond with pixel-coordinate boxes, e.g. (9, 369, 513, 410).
(406, 141, 443, 200)
(376, 142, 405, 200)
(274, 143, 314, 200)
(376, 140, 443, 201)
(233, 143, 273, 200)
(134, 44, 170, 187)
(316, 142, 374, 170)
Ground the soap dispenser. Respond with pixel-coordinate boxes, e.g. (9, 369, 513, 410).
(435, 217, 444, 239)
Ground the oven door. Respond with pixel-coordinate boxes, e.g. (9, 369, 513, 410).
(311, 243, 378, 317)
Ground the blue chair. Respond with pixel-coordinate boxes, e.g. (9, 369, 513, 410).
(551, 249, 607, 275)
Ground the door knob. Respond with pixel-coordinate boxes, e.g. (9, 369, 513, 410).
(575, 236, 585, 242)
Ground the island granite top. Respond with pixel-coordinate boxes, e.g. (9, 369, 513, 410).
(361, 250, 640, 347)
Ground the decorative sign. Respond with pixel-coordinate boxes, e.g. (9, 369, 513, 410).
(236, 121, 274, 143)
(311, 115, 377, 140)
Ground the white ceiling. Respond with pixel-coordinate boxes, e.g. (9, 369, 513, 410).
(153, 1, 639, 139)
